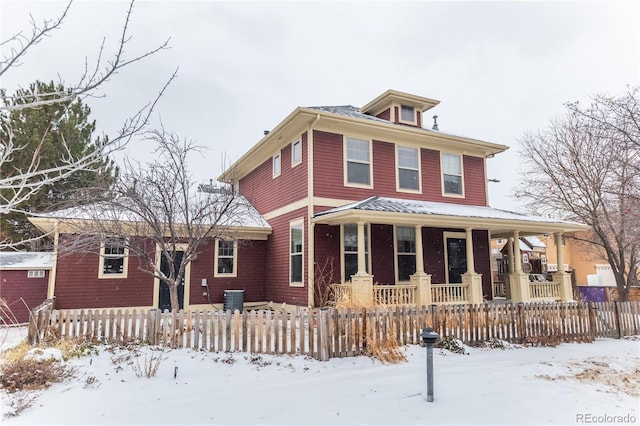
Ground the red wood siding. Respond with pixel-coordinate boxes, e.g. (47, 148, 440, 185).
(313, 224, 340, 306)
(376, 108, 391, 120)
(239, 132, 308, 215)
(188, 239, 267, 305)
(423, 227, 446, 283)
(417, 110, 422, 128)
(313, 131, 487, 206)
(472, 230, 492, 300)
(371, 224, 395, 284)
(264, 208, 308, 305)
(54, 237, 155, 310)
(0, 270, 48, 323)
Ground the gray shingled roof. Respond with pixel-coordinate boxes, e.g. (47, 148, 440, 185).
(307, 105, 392, 124)
(314, 196, 584, 226)
(0, 252, 53, 269)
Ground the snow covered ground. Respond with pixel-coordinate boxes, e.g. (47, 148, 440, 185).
(1, 326, 638, 425)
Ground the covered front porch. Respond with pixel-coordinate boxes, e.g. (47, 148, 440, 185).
(312, 197, 589, 307)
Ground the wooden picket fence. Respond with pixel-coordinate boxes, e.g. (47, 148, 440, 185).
(28, 301, 640, 360)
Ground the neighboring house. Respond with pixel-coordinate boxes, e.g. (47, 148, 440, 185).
(0, 252, 52, 323)
(30, 89, 589, 311)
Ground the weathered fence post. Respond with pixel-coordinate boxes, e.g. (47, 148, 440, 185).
(517, 302, 526, 344)
(318, 308, 329, 361)
(587, 302, 596, 341)
(613, 301, 622, 339)
(148, 309, 158, 345)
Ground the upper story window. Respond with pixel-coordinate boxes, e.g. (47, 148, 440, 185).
(273, 152, 281, 178)
(345, 137, 372, 187)
(215, 239, 237, 277)
(291, 139, 302, 167)
(396, 226, 416, 282)
(27, 270, 45, 278)
(99, 236, 128, 279)
(442, 153, 464, 196)
(290, 219, 304, 286)
(397, 146, 420, 191)
(400, 105, 415, 123)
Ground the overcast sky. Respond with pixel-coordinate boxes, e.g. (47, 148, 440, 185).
(2, 0, 639, 211)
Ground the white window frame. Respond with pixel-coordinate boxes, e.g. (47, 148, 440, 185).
(291, 139, 302, 167)
(399, 104, 417, 124)
(396, 145, 421, 193)
(272, 152, 281, 178)
(340, 223, 370, 282)
(344, 137, 373, 188)
(27, 270, 46, 278)
(541, 254, 547, 265)
(394, 226, 416, 283)
(441, 152, 465, 197)
(289, 218, 304, 287)
(522, 253, 529, 264)
(98, 236, 129, 279)
(214, 239, 237, 277)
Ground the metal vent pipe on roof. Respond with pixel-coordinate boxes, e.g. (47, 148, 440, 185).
(432, 115, 439, 131)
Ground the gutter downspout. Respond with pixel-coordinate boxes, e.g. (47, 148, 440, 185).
(307, 114, 321, 308)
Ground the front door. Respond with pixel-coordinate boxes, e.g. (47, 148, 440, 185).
(158, 251, 185, 312)
(446, 238, 467, 284)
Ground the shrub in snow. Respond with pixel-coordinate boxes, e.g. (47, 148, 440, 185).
(436, 336, 468, 355)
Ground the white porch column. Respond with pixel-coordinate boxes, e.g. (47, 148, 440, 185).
(356, 221, 367, 275)
(415, 225, 425, 274)
(507, 236, 514, 274)
(509, 230, 530, 302)
(513, 231, 522, 273)
(465, 227, 476, 274)
(410, 225, 432, 306)
(553, 232, 573, 301)
(461, 227, 483, 304)
(352, 221, 373, 305)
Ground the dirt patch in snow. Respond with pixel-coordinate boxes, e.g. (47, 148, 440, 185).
(536, 356, 640, 397)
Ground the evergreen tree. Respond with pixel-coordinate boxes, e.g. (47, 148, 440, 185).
(0, 81, 117, 245)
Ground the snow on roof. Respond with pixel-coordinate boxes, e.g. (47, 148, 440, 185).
(0, 252, 53, 270)
(522, 236, 547, 249)
(315, 196, 584, 226)
(33, 195, 271, 230)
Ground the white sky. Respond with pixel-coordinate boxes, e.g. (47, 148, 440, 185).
(2, 0, 639, 211)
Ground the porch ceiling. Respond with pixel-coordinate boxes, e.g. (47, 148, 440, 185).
(312, 196, 589, 236)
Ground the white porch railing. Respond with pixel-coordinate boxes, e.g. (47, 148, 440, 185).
(373, 284, 416, 305)
(431, 283, 469, 304)
(330, 284, 354, 305)
(529, 281, 561, 301)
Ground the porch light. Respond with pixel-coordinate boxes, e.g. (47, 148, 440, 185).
(421, 327, 439, 402)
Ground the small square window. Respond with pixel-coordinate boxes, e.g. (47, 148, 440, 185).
(292, 140, 302, 166)
(400, 105, 415, 122)
(273, 152, 281, 177)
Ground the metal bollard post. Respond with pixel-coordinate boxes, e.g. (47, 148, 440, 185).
(420, 327, 439, 402)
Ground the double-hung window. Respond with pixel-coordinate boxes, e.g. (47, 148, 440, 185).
(345, 137, 371, 186)
(397, 146, 420, 191)
(343, 223, 369, 280)
(215, 239, 237, 277)
(442, 153, 463, 195)
(400, 105, 415, 123)
(290, 220, 303, 286)
(396, 226, 416, 281)
(273, 152, 281, 178)
(99, 236, 128, 278)
(291, 139, 302, 166)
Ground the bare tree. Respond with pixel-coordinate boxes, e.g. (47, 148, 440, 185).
(517, 88, 640, 301)
(0, 1, 177, 249)
(55, 129, 259, 311)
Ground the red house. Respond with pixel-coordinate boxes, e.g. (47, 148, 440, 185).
(30, 90, 588, 312)
(0, 252, 52, 323)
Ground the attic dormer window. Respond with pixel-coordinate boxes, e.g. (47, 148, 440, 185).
(400, 105, 415, 123)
